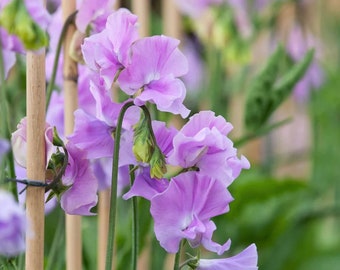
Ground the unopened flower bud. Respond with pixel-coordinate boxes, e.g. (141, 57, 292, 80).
(150, 146, 167, 179)
(133, 113, 154, 163)
(0, 0, 48, 50)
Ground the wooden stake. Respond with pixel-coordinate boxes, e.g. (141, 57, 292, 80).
(25, 51, 46, 270)
(162, 0, 182, 39)
(132, 0, 150, 37)
(97, 189, 112, 270)
(62, 1, 81, 269)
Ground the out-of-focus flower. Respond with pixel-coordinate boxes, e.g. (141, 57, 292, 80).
(0, 0, 50, 50)
(174, 0, 225, 18)
(0, 138, 10, 163)
(82, 8, 139, 89)
(0, 189, 26, 257)
(11, 117, 55, 168)
(182, 37, 206, 92)
(285, 25, 324, 101)
(150, 172, 233, 254)
(197, 244, 258, 270)
(118, 35, 190, 118)
(168, 111, 249, 186)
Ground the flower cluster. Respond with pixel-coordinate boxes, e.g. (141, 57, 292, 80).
(5, 2, 257, 268)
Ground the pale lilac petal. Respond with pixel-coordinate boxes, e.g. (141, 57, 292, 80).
(134, 76, 190, 118)
(82, 8, 139, 88)
(46, 91, 65, 136)
(11, 117, 54, 168)
(68, 109, 114, 159)
(76, 0, 116, 33)
(168, 111, 249, 186)
(198, 244, 258, 270)
(61, 142, 98, 215)
(123, 167, 169, 200)
(118, 35, 188, 95)
(150, 172, 232, 253)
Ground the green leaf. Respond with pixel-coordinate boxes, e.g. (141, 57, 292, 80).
(244, 47, 314, 132)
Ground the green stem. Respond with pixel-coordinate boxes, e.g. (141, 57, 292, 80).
(129, 165, 138, 270)
(173, 240, 184, 270)
(105, 101, 135, 270)
(45, 10, 78, 109)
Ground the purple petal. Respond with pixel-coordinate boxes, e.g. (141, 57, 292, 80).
(150, 172, 232, 253)
(61, 142, 98, 215)
(198, 244, 258, 270)
(68, 110, 114, 159)
(123, 167, 169, 200)
(134, 76, 190, 118)
(118, 35, 188, 94)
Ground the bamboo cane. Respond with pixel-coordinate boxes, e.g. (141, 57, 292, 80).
(62, 1, 81, 270)
(162, 0, 182, 40)
(132, 0, 150, 37)
(25, 51, 46, 270)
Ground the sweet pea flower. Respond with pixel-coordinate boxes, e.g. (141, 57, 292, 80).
(76, 0, 116, 34)
(68, 91, 138, 161)
(118, 35, 190, 118)
(0, 189, 26, 257)
(82, 8, 139, 89)
(150, 172, 233, 254)
(60, 141, 98, 215)
(168, 111, 249, 187)
(11, 117, 55, 169)
(197, 244, 258, 270)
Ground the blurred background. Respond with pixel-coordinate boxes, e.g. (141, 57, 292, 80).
(2, 0, 340, 269)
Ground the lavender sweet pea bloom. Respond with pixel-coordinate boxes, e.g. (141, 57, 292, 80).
(82, 8, 139, 89)
(118, 35, 190, 118)
(168, 111, 249, 186)
(197, 244, 258, 270)
(150, 172, 232, 254)
(0, 189, 26, 257)
(60, 141, 98, 215)
(76, 0, 116, 34)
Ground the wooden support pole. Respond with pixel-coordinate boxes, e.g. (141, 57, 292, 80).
(25, 51, 46, 270)
(132, 0, 150, 37)
(62, 0, 81, 270)
(162, 0, 182, 39)
(97, 189, 112, 270)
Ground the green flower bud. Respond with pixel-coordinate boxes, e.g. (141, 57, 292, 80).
(0, 0, 18, 33)
(0, 0, 48, 50)
(150, 146, 167, 179)
(133, 113, 154, 163)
